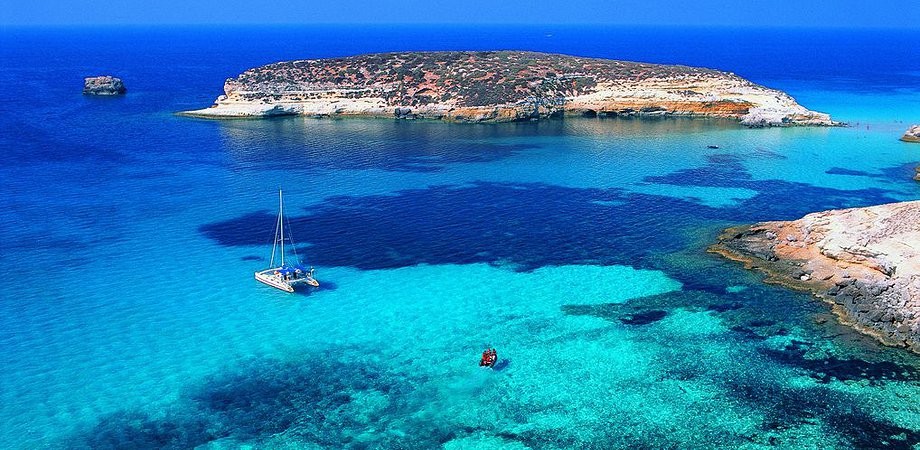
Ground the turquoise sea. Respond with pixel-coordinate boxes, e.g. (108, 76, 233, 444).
(1, 25, 920, 448)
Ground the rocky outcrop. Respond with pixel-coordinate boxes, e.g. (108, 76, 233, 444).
(711, 201, 920, 352)
(83, 76, 126, 95)
(180, 51, 836, 126)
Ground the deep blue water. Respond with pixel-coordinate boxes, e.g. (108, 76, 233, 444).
(1, 25, 919, 448)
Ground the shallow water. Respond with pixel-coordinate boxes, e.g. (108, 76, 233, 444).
(1, 25, 919, 448)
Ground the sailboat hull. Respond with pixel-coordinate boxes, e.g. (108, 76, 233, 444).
(254, 269, 319, 292)
(254, 271, 296, 293)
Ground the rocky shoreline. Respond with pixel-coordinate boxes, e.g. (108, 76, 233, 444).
(181, 51, 837, 126)
(710, 201, 920, 352)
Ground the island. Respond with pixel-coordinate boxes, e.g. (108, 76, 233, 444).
(711, 201, 920, 352)
(180, 51, 835, 126)
(83, 76, 126, 95)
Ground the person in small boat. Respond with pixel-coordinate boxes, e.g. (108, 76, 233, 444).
(480, 348, 497, 367)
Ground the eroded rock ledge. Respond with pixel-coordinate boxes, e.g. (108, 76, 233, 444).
(710, 201, 920, 352)
(180, 51, 836, 126)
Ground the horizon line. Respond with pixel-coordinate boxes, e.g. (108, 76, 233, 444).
(2, 22, 918, 30)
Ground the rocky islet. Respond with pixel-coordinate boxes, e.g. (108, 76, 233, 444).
(83, 76, 126, 96)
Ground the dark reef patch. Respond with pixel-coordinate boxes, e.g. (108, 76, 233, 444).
(729, 325, 769, 341)
(828, 412, 920, 450)
(642, 152, 900, 221)
(65, 348, 695, 449)
(878, 162, 920, 182)
(761, 341, 920, 384)
(68, 351, 440, 449)
(202, 182, 706, 271)
(561, 289, 744, 327)
(724, 379, 826, 429)
(826, 167, 876, 177)
(561, 288, 791, 332)
(644, 153, 752, 187)
(707, 301, 744, 313)
(751, 147, 788, 160)
(561, 302, 667, 325)
(619, 309, 668, 325)
(722, 374, 919, 449)
(201, 179, 900, 273)
(725, 321, 789, 341)
(494, 418, 684, 449)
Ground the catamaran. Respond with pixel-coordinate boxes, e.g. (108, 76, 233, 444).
(254, 189, 319, 292)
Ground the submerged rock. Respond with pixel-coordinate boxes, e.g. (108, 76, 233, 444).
(710, 201, 920, 352)
(83, 76, 126, 96)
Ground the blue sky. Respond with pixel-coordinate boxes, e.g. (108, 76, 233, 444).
(3, 0, 918, 28)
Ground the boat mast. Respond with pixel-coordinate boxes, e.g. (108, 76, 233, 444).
(279, 189, 285, 266)
(267, 194, 279, 268)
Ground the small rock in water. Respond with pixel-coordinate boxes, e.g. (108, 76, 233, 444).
(83, 75, 126, 95)
(900, 124, 920, 143)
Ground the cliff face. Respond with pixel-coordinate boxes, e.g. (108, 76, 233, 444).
(181, 51, 835, 126)
(711, 201, 920, 352)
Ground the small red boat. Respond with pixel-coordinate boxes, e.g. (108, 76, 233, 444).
(479, 348, 497, 368)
